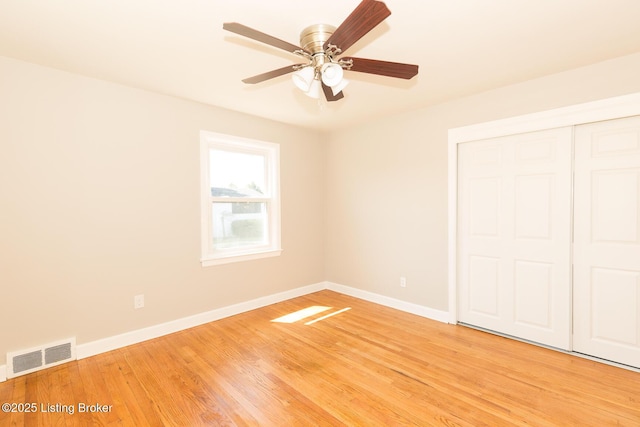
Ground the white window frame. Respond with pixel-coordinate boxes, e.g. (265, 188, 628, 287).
(200, 131, 281, 266)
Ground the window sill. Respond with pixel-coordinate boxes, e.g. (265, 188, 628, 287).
(200, 248, 282, 267)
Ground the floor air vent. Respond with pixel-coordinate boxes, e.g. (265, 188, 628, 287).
(7, 338, 76, 379)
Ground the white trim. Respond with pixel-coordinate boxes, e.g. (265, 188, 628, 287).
(449, 92, 640, 144)
(0, 282, 468, 381)
(448, 91, 640, 325)
(76, 281, 448, 361)
(0, 281, 453, 379)
(200, 248, 282, 266)
(76, 282, 325, 360)
(447, 130, 459, 324)
(4, 279, 635, 381)
(326, 282, 450, 323)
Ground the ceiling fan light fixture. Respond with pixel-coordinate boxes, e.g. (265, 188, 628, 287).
(320, 62, 344, 87)
(304, 79, 322, 99)
(331, 78, 349, 96)
(291, 66, 315, 92)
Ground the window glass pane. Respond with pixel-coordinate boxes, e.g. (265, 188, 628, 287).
(209, 150, 266, 197)
(212, 202, 268, 249)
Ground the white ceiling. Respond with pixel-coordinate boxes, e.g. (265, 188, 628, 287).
(2, 0, 640, 131)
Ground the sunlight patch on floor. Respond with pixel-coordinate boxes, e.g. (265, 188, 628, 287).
(271, 306, 332, 323)
(304, 307, 352, 325)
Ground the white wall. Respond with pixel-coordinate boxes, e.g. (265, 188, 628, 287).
(0, 56, 326, 365)
(325, 52, 640, 311)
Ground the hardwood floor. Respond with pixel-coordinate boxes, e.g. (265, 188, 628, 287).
(1, 290, 639, 426)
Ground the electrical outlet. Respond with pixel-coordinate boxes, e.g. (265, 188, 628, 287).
(400, 276, 407, 287)
(134, 294, 145, 309)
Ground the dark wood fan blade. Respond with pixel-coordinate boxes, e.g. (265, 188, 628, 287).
(242, 64, 303, 84)
(323, 0, 391, 53)
(322, 83, 345, 102)
(342, 57, 418, 79)
(223, 22, 307, 54)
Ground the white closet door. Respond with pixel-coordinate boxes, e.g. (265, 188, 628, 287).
(574, 116, 640, 368)
(458, 127, 572, 349)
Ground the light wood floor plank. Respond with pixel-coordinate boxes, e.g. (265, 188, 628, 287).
(1, 290, 639, 426)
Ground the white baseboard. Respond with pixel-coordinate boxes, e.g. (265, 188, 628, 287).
(77, 281, 448, 361)
(326, 282, 450, 323)
(76, 282, 325, 360)
(0, 281, 448, 382)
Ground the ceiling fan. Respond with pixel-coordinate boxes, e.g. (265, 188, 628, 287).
(222, 0, 418, 102)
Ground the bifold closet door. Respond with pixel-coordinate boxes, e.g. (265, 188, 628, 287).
(458, 127, 572, 350)
(574, 116, 640, 368)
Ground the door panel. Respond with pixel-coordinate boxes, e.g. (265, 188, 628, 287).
(468, 256, 500, 317)
(593, 171, 638, 242)
(515, 175, 552, 239)
(514, 260, 552, 328)
(468, 178, 500, 237)
(458, 127, 573, 349)
(592, 268, 638, 345)
(574, 116, 640, 368)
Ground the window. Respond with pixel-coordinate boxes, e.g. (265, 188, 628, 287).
(200, 131, 281, 266)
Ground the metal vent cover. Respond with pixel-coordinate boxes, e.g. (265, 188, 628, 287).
(7, 337, 76, 379)
(45, 343, 72, 365)
(12, 350, 43, 374)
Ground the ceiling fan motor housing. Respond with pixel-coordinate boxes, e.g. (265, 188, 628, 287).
(299, 24, 336, 55)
